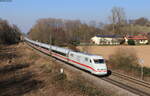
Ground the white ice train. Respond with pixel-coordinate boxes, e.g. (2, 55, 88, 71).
(24, 37, 108, 75)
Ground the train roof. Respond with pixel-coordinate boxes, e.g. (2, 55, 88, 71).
(70, 51, 103, 59)
(25, 37, 103, 59)
(51, 45, 72, 54)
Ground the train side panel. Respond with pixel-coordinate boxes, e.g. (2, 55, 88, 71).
(68, 52, 94, 73)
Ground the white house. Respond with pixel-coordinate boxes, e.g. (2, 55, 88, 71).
(91, 35, 123, 45)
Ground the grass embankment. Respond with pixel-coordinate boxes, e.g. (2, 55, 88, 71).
(0, 43, 110, 96)
(108, 48, 150, 81)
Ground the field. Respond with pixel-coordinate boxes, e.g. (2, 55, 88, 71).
(78, 45, 150, 68)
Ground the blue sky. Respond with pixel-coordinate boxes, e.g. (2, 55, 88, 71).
(0, 0, 150, 33)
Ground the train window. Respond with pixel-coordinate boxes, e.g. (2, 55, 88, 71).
(70, 54, 74, 57)
(52, 50, 66, 56)
(90, 60, 92, 63)
(41, 46, 49, 50)
(85, 58, 88, 61)
(94, 59, 104, 64)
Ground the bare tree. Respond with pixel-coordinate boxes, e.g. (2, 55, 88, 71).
(28, 18, 104, 48)
(0, 18, 21, 44)
(109, 7, 126, 35)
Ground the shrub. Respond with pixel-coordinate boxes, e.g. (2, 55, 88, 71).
(108, 48, 139, 70)
(67, 44, 79, 52)
(135, 67, 150, 75)
(128, 39, 135, 45)
(53, 72, 67, 81)
(119, 39, 125, 44)
(143, 67, 150, 76)
(41, 64, 52, 73)
(108, 48, 150, 78)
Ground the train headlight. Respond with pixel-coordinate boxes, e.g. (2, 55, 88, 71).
(97, 69, 104, 70)
(97, 68, 107, 71)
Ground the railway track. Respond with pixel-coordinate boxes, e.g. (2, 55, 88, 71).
(101, 77, 150, 96)
(27, 43, 150, 96)
(100, 71, 150, 96)
(112, 71, 150, 89)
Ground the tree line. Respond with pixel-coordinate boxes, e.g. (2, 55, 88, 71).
(1, 7, 149, 46)
(0, 18, 21, 45)
(28, 7, 150, 46)
(28, 18, 104, 46)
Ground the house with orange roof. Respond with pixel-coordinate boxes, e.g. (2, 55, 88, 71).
(124, 35, 148, 44)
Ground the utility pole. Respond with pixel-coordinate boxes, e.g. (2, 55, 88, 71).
(49, 29, 52, 65)
(49, 31, 51, 51)
(139, 58, 144, 80)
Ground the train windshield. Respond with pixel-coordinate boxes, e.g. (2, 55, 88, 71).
(94, 59, 104, 64)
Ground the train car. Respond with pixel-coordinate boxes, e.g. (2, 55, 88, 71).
(51, 46, 70, 62)
(24, 37, 108, 76)
(68, 51, 107, 75)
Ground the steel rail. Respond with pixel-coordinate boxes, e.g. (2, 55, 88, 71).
(112, 71, 150, 89)
(101, 77, 150, 96)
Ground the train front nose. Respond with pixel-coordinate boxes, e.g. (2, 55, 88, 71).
(94, 64, 107, 75)
(97, 69, 107, 75)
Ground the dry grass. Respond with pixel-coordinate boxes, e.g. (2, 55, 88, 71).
(0, 43, 109, 96)
(108, 48, 139, 69)
(0, 43, 43, 96)
(78, 45, 150, 68)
